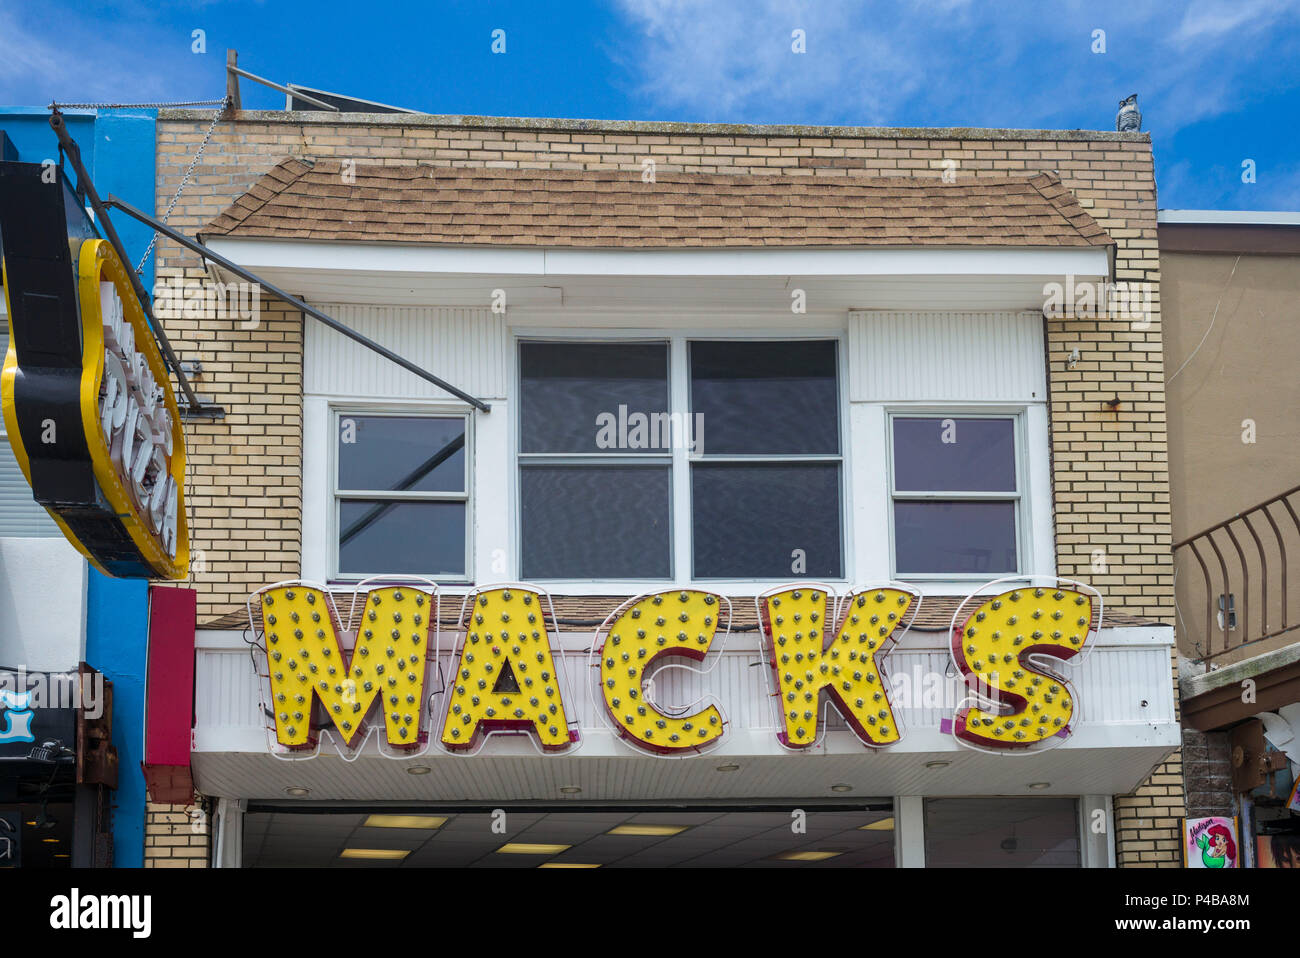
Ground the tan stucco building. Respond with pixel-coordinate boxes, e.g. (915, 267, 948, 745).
(1161, 211, 1300, 867)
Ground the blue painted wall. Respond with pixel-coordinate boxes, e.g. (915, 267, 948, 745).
(1, 106, 159, 867)
(86, 574, 151, 867)
(0, 107, 157, 291)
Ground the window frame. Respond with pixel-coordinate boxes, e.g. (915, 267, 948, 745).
(885, 408, 1028, 581)
(515, 337, 676, 583)
(685, 338, 846, 581)
(328, 405, 474, 583)
(513, 330, 850, 586)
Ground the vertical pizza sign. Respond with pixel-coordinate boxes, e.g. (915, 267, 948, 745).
(0, 161, 187, 578)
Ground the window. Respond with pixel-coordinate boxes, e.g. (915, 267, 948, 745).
(518, 342, 672, 579)
(333, 413, 469, 578)
(0, 326, 60, 538)
(517, 339, 843, 581)
(689, 341, 842, 578)
(924, 798, 1081, 867)
(889, 415, 1020, 576)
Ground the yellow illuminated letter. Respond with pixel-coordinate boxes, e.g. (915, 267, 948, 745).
(951, 586, 1094, 750)
(760, 586, 916, 748)
(260, 584, 432, 749)
(442, 587, 575, 752)
(597, 590, 727, 753)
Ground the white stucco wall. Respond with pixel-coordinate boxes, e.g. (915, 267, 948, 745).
(0, 537, 88, 671)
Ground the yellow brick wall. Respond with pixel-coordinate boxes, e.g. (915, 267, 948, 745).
(143, 801, 210, 868)
(154, 111, 1183, 865)
(150, 265, 303, 620)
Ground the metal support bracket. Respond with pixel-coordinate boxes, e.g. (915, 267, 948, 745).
(104, 194, 492, 412)
(46, 109, 225, 418)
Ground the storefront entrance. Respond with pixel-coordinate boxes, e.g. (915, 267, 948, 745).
(241, 803, 897, 868)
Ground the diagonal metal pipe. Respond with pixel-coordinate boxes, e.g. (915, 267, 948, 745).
(103, 194, 492, 413)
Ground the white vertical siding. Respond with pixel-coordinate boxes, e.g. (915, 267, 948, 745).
(195, 637, 1177, 738)
(848, 311, 1046, 403)
(305, 304, 508, 400)
(194, 649, 265, 731)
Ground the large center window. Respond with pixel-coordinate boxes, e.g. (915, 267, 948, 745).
(518, 339, 844, 581)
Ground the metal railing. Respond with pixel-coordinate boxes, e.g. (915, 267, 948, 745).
(1174, 483, 1300, 666)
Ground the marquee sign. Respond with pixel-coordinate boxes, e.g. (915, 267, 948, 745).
(757, 584, 920, 750)
(591, 590, 731, 756)
(440, 585, 579, 754)
(253, 580, 437, 757)
(0, 162, 188, 578)
(949, 578, 1100, 754)
(249, 577, 1100, 761)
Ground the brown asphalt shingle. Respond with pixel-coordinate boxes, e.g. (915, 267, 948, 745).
(202, 158, 1113, 249)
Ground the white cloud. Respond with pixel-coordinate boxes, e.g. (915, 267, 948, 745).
(611, 0, 1300, 138)
(611, 0, 923, 123)
(0, 5, 213, 106)
(1173, 0, 1300, 46)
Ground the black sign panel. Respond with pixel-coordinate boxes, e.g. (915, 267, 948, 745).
(0, 161, 189, 578)
(0, 669, 80, 765)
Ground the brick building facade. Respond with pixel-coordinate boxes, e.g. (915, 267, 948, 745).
(151, 110, 1183, 866)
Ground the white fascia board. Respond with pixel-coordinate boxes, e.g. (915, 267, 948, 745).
(203, 238, 1109, 280)
(205, 239, 546, 276)
(1158, 210, 1300, 226)
(542, 247, 1107, 277)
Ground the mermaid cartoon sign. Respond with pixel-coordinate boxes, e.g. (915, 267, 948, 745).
(1184, 816, 1239, 868)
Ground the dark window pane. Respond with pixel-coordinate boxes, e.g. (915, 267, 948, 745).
(520, 342, 668, 453)
(692, 463, 842, 578)
(337, 416, 465, 493)
(689, 341, 839, 455)
(339, 500, 466, 576)
(893, 500, 1017, 575)
(924, 798, 1081, 867)
(521, 464, 671, 578)
(892, 418, 1016, 492)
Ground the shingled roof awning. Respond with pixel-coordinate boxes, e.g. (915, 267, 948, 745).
(199, 160, 1112, 312)
(204, 159, 1112, 249)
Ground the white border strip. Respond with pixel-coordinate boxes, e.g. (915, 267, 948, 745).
(204, 239, 1109, 280)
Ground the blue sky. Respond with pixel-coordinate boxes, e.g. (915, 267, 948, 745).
(2, 0, 1297, 210)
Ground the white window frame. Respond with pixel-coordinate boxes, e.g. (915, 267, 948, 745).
(327, 404, 474, 584)
(513, 329, 850, 588)
(685, 338, 846, 581)
(885, 408, 1029, 581)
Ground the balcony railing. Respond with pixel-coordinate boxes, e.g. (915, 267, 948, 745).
(1174, 483, 1300, 667)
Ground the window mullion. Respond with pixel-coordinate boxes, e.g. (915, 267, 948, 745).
(671, 335, 692, 582)
(892, 491, 1021, 501)
(336, 491, 468, 501)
